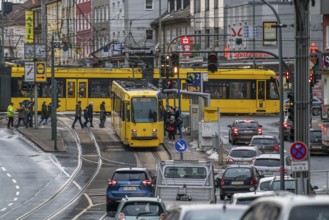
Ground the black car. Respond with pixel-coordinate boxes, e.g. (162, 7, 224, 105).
(311, 96, 322, 116)
(310, 129, 329, 155)
(217, 165, 263, 200)
(228, 120, 262, 145)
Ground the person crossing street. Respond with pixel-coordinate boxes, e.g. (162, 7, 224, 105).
(72, 101, 84, 129)
(7, 102, 15, 128)
(15, 102, 28, 128)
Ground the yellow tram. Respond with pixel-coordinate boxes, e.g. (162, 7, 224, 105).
(154, 68, 280, 114)
(111, 80, 164, 148)
(10, 67, 142, 112)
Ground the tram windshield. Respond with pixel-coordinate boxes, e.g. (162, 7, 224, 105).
(132, 97, 158, 123)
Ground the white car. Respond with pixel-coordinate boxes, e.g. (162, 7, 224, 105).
(252, 154, 292, 177)
(240, 195, 329, 220)
(230, 191, 283, 205)
(256, 176, 276, 191)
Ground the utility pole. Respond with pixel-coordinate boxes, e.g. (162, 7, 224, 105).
(41, 0, 47, 61)
(293, 0, 311, 195)
(1, 0, 5, 67)
(158, 0, 162, 90)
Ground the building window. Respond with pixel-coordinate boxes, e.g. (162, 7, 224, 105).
(205, 0, 209, 11)
(183, 0, 189, 8)
(205, 29, 210, 48)
(214, 0, 218, 9)
(194, 0, 200, 13)
(177, 0, 181, 10)
(146, 0, 153, 10)
(169, 0, 175, 11)
(326, 26, 329, 49)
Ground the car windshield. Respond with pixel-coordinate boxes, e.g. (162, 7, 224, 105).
(253, 158, 280, 167)
(113, 171, 147, 181)
(251, 138, 278, 145)
(310, 131, 322, 140)
(121, 202, 162, 216)
(224, 168, 252, 178)
(230, 150, 257, 158)
(288, 205, 329, 220)
(131, 97, 158, 123)
(183, 209, 245, 220)
(259, 180, 271, 191)
(237, 122, 259, 128)
(271, 180, 295, 191)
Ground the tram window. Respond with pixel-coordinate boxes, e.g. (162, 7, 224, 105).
(132, 97, 157, 123)
(267, 80, 279, 100)
(89, 79, 112, 98)
(204, 81, 227, 99)
(68, 82, 75, 98)
(229, 81, 248, 99)
(40, 84, 51, 97)
(79, 82, 87, 98)
(14, 79, 30, 97)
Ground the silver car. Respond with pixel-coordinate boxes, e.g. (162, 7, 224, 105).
(252, 154, 292, 177)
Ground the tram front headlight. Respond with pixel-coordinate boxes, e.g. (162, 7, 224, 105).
(152, 128, 158, 139)
(131, 129, 137, 139)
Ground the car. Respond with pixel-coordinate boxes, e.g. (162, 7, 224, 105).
(114, 196, 167, 220)
(230, 190, 293, 205)
(228, 119, 263, 144)
(240, 195, 329, 220)
(225, 146, 262, 165)
(255, 176, 277, 191)
(106, 168, 155, 215)
(217, 165, 264, 200)
(269, 176, 318, 195)
(249, 135, 280, 153)
(166, 204, 248, 220)
(283, 115, 294, 141)
(310, 129, 329, 155)
(252, 154, 292, 177)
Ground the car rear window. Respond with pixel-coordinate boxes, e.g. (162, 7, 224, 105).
(224, 168, 252, 178)
(113, 171, 147, 181)
(253, 158, 280, 167)
(183, 209, 245, 220)
(259, 180, 271, 191)
(271, 180, 295, 191)
(122, 202, 163, 216)
(288, 205, 329, 220)
(230, 150, 257, 158)
(251, 138, 278, 145)
(310, 131, 322, 140)
(237, 122, 259, 128)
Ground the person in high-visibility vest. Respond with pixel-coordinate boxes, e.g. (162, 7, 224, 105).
(7, 102, 15, 128)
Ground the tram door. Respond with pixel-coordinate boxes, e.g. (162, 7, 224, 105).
(256, 80, 266, 111)
(66, 79, 88, 111)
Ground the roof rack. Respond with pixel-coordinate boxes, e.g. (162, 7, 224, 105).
(114, 79, 158, 91)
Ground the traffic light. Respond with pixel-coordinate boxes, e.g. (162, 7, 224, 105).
(287, 92, 294, 123)
(56, 94, 61, 109)
(285, 72, 290, 84)
(170, 53, 179, 76)
(166, 80, 174, 89)
(160, 55, 166, 77)
(208, 53, 218, 72)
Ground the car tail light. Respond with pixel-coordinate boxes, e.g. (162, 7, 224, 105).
(108, 180, 117, 185)
(226, 157, 234, 163)
(258, 128, 262, 134)
(274, 145, 279, 151)
(152, 129, 158, 139)
(118, 212, 125, 220)
(233, 128, 238, 135)
(276, 168, 288, 173)
(284, 123, 288, 128)
(221, 178, 225, 186)
(142, 179, 152, 185)
(160, 213, 167, 220)
(131, 129, 137, 140)
(251, 178, 257, 185)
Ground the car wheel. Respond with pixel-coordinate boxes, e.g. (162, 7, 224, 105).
(313, 108, 321, 116)
(220, 193, 225, 200)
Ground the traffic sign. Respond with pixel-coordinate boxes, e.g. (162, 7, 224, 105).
(291, 161, 309, 172)
(290, 141, 308, 161)
(175, 139, 188, 152)
(35, 61, 47, 82)
(24, 61, 35, 82)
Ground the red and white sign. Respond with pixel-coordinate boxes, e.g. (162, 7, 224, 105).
(182, 44, 192, 57)
(290, 141, 308, 161)
(231, 27, 243, 37)
(180, 36, 191, 45)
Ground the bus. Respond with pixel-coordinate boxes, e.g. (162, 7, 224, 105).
(10, 67, 142, 112)
(154, 68, 280, 114)
(111, 79, 164, 148)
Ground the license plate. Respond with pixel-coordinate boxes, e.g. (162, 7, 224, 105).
(232, 181, 244, 185)
(123, 186, 136, 190)
(245, 130, 254, 133)
(312, 146, 322, 149)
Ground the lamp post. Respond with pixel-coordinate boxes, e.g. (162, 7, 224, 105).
(260, 0, 285, 190)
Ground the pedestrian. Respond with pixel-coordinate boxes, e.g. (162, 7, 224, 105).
(7, 102, 15, 128)
(47, 102, 52, 124)
(27, 101, 34, 127)
(83, 106, 88, 126)
(99, 101, 106, 128)
(16, 102, 28, 128)
(39, 101, 48, 125)
(168, 115, 176, 144)
(87, 102, 94, 127)
(72, 100, 84, 129)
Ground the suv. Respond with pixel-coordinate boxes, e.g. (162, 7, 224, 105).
(217, 165, 263, 200)
(310, 129, 329, 155)
(115, 197, 167, 220)
(106, 168, 154, 215)
(228, 120, 262, 144)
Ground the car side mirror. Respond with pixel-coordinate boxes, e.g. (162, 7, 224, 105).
(227, 125, 232, 128)
(313, 185, 319, 190)
(215, 177, 221, 187)
(259, 125, 263, 127)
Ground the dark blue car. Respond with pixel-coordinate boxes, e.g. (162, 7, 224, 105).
(106, 168, 154, 215)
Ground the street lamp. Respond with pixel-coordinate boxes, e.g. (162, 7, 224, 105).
(260, 0, 285, 190)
